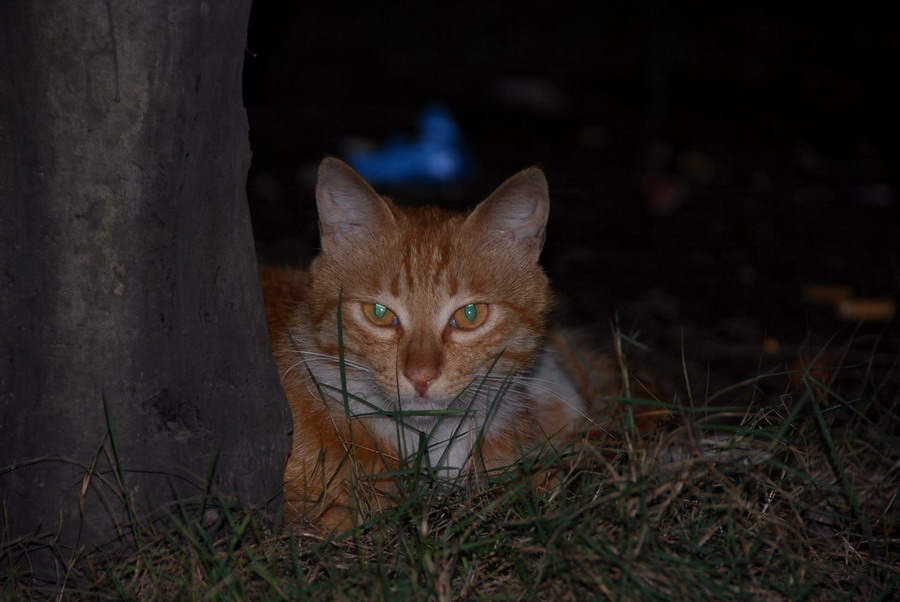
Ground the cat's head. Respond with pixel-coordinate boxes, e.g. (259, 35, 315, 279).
(303, 157, 552, 421)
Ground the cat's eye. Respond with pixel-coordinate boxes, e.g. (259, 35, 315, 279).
(450, 303, 488, 330)
(362, 302, 399, 327)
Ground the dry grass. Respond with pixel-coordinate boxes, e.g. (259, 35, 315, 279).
(4, 342, 899, 600)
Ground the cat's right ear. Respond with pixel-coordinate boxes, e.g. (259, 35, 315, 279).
(315, 157, 395, 252)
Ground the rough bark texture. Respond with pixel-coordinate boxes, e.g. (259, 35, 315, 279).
(0, 0, 291, 576)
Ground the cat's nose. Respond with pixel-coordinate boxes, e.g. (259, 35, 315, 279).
(403, 333, 443, 396)
(404, 364, 441, 397)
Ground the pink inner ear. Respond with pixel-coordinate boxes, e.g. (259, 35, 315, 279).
(468, 167, 549, 258)
(315, 158, 395, 245)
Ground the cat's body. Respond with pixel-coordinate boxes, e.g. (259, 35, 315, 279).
(261, 158, 647, 529)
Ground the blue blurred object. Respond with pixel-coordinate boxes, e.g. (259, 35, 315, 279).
(347, 105, 473, 186)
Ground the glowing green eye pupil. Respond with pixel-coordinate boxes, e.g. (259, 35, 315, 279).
(373, 304, 387, 320)
(464, 303, 477, 322)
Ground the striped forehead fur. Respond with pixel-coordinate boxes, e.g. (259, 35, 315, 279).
(312, 200, 549, 314)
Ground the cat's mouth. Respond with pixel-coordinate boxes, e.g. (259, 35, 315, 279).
(402, 393, 443, 410)
(372, 379, 486, 416)
(391, 392, 457, 415)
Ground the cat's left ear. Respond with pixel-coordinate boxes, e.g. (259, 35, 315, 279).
(467, 167, 549, 262)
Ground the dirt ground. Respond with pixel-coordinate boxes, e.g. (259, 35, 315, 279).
(243, 3, 898, 403)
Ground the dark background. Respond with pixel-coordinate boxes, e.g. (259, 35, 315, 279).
(242, 2, 898, 397)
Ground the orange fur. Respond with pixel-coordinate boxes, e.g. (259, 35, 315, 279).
(261, 158, 660, 529)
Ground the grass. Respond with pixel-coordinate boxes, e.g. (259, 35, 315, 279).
(3, 340, 899, 600)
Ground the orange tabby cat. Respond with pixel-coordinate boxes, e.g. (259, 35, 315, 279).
(261, 158, 653, 529)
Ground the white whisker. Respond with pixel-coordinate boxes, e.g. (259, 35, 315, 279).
(476, 373, 595, 424)
(292, 350, 374, 373)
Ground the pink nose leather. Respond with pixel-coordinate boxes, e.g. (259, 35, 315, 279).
(404, 364, 441, 396)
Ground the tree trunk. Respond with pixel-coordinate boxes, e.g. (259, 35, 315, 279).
(0, 0, 291, 578)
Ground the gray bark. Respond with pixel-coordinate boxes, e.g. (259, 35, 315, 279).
(0, 0, 291, 579)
